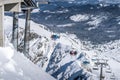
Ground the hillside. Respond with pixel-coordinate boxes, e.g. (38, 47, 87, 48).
(5, 13, 120, 80)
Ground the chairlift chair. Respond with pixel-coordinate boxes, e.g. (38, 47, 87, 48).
(93, 66, 99, 70)
(110, 74, 116, 80)
(70, 51, 74, 55)
(83, 60, 90, 65)
(106, 70, 112, 73)
(74, 51, 77, 55)
(94, 62, 99, 66)
(106, 68, 112, 73)
(101, 76, 105, 79)
(91, 58, 97, 61)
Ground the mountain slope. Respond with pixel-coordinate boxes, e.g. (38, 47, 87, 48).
(4, 6, 120, 79)
(4, 15, 93, 80)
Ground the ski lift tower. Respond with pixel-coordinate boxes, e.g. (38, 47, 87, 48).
(12, 0, 37, 51)
(21, 0, 37, 58)
(21, 0, 49, 58)
(94, 59, 108, 80)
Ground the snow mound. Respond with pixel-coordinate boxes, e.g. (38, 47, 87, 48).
(0, 47, 56, 80)
(0, 47, 14, 65)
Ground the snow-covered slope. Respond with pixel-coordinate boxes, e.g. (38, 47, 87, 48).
(0, 45, 56, 80)
(4, 15, 93, 80)
(46, 43, 92, 80)
(3, 16, 57, 80)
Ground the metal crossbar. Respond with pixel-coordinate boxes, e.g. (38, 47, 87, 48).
(23, 0, 37, 7)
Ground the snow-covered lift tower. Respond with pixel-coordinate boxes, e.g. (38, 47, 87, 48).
(22, 0, 49, 58)
(12, 0, 37, 52)
(0, 0, 23, 47)
(21, 0, 37, 58)
(12, 0, 37, 51)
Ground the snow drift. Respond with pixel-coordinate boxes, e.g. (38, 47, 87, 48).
(0, 46, 56, 80)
